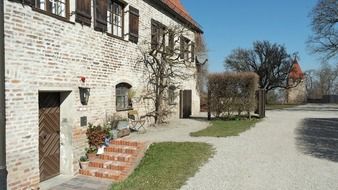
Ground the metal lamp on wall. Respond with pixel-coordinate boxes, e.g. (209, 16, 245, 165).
(79, 87, 90, 105)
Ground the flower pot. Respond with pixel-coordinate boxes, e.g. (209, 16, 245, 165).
(80, 161, 89, 169)
(86, 152, 97, 160)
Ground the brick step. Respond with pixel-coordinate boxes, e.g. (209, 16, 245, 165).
(79, 167, 125, 181)
(110, 139, 145, 147)
(80, 140, 149, 182)
(89, 159, 132, 171)
(104, 144, 139, 154)
(98, 152, 136, 162)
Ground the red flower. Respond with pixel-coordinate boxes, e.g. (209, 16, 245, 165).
(80, 76, 86, 82)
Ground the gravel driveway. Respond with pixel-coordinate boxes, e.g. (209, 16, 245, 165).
(127, 104, 338, 190)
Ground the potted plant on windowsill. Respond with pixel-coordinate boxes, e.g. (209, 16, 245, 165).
(79, 155, 89, 169)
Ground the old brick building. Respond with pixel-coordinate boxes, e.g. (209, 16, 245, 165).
(4, 0, 203, 189)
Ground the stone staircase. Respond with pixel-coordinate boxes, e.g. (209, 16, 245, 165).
(79, 139, 148, 182)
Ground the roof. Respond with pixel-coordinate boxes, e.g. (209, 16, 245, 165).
(289, 59, 304, 80)
(156, 0, 203, 33)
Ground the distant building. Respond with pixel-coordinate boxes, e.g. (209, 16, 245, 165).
(287, 59, 306, 104)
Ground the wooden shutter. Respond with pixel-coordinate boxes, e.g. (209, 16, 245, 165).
(8, 0, 35, 6)
(191, 42, 195, 62)
(180, 36, 184, 59)
(168, 30, 175, 51)
(94, 0, 108, 32)
(129, 6, 139, 43)
(76, 0, 92, 26)
(151, 20, 158, 49)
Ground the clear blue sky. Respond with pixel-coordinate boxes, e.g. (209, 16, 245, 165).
(181, 0, 320, 72)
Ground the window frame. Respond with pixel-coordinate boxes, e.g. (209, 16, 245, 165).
(180, 36, 190, 60)
(107, 0, 125, 39)
(168, 86, 177, 105)
(151, 19, 166, 50)
(116, 83, 132, 111)
(34, 0, 70, 20)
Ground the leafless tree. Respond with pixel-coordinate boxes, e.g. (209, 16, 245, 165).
(224, 41, 300, 93)
(308, 0, 338, 60)
(305, 63, 338, 98)
(317, 62, 338, 95)
(139, 25, 196, 124)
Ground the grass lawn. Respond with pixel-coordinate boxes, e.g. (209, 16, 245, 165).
(266, 104, 298, 110)
(111, 142, 214, 190)
(190, 119, 259, 137)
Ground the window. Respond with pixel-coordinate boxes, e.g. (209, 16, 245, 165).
(116, 83, 132, 111)
(36, 0, 68, 18)
(108, 1, 124, 38)
(168, 86, 176, 105)
(167, 29, 175, 54)
(180, 36, 190, 60)
(151, 20, 166, 49)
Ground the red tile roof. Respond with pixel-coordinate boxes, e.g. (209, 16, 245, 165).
(162, 0, 202, 32)
(289, 59, 304, 80)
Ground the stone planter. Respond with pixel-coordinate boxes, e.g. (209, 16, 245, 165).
(80, 161, 89, 169)
(86, 152, 97, 160)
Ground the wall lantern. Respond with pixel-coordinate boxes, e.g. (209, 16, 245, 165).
(79, 87, 90, 105)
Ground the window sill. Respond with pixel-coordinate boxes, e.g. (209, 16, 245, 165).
(116, 108, 134, 112)
(32, 8, 75, 25)
(106, 33, 128, 42)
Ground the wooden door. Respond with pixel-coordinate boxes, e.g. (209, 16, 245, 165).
(180, 90, 192, 118)
(39, 92, 60, 182)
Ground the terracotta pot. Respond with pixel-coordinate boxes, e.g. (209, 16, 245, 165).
(80, 161, 89, 169)
(86, 152, 97, 160)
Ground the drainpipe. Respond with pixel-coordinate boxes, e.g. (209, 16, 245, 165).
(0, 0, 7, 189)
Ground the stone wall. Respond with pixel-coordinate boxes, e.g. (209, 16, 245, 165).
(4, 0, 200, 189)
(287, 80, 307, 104)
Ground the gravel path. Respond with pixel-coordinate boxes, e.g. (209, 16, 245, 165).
(127, 104, 338, 190)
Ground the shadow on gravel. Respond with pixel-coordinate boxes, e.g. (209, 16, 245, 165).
(283, 104, 338, 112)
(296, 118, 338, 162)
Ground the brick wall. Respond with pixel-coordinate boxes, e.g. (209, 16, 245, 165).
(4, 0, 200, 189)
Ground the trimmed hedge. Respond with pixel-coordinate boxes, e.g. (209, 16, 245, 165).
(208, 72, 259, 119)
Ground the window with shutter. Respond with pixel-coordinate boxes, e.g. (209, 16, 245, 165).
(75, 0, 91, 26)
(129, 6, 139, 43)
(94, 0, 108, 32)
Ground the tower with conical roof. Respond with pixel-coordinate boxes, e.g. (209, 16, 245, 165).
(286, 58, 306, 104)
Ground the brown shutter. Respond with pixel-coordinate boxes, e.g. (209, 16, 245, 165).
(180, 36, 184, 59)
(76, 0, 92, 26)
(151, 20, 158, 49)
(94, 0, 108, 32)
(8, 0, 34, 6)
(129, 6, 139, 43)
(191, 42, 195, 62)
